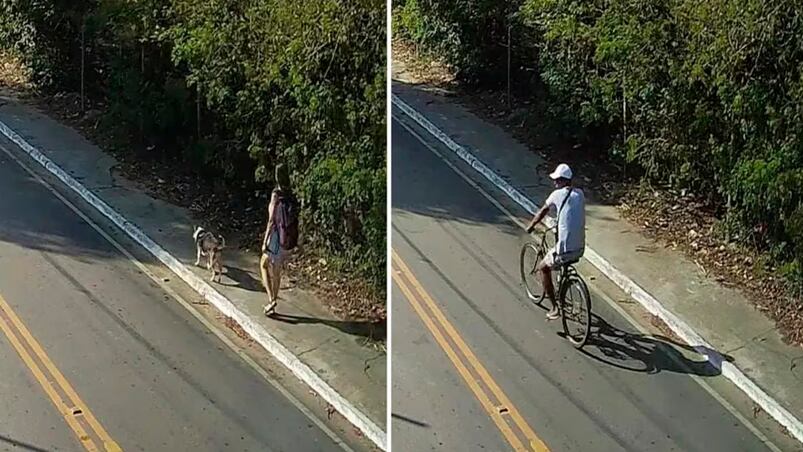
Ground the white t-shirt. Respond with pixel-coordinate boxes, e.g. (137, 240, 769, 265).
(544, 187, 585, 255)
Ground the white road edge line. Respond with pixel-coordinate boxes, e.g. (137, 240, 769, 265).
(0, 121, 387, 450)
(391, 95, 803, 445)
(392, 115, 784, 451)
(0, 141, 356, 452)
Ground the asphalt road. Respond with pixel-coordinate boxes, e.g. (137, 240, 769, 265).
(390, 117, 787, 452)
(0, 143, 347, 450)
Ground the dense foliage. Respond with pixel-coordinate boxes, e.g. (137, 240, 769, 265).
(1, 0, 386, 290)
(396, 0, 803, 284)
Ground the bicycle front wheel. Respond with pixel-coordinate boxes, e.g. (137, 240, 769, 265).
(519, 242, 546, 304)
(560, 273, 592, 348)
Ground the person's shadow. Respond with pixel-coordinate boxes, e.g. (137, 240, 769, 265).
(218, 265, 263, 292)
(220, 266, 387, 343)
(271, 313, 386, 343)
(577, 314, 734, 376)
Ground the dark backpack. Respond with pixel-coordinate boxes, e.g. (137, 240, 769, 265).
(276, 189, 299, 250)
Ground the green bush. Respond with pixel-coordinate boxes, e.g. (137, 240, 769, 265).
(394, 0, 528, 86)
(303, 155, 386, 285)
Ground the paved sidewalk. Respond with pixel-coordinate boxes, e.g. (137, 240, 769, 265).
(392, 80, 803, 443)
(0, 95, 386, 442)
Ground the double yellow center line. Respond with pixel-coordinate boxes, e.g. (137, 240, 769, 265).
(392, 249, 549, 452)
(0, 293, 121, 451)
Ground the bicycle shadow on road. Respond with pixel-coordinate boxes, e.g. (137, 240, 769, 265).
(580, 314, 734, 377)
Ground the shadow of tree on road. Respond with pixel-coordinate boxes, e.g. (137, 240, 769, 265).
(0, 155, 117, 263)
(391, 119, 523, 239)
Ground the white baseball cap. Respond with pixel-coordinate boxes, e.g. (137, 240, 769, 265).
(549, 163, 573, 180)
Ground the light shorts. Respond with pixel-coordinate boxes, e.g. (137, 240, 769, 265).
(539, 246, 583, 270)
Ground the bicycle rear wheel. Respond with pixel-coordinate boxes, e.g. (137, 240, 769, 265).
(560, 273, 592, 348)
(519, 242, 546, 304)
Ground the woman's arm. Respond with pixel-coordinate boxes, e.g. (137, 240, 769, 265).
(263, 197, 277, 251)
(275, 201, 286, 247)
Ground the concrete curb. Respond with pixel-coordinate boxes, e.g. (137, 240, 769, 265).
(392, 93, 803, 445)
(0, 120, 387, 450)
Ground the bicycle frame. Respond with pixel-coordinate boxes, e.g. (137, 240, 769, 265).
(534, 225, 570, 292)
(522, 224, 592, 348)
(556, 263, 574, 295)
(527, 227, 581, 306)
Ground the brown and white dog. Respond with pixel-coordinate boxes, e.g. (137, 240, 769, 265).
(193, 226, 225, 282)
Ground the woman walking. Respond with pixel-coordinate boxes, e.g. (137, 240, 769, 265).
(261, 164, 290, 316)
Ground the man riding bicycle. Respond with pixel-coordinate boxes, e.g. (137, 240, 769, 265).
(525, 163, 586, 320)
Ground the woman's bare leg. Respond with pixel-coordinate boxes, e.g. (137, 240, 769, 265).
(271, 262, 282, 302)
(259, 254, 274, 303)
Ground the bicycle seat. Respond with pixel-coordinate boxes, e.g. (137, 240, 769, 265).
(560, 257, 580, 267)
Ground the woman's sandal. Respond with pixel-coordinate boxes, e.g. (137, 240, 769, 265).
(263, 301, 277, 316)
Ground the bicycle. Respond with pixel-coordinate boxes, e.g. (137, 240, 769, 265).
(519, 225, 592, 348)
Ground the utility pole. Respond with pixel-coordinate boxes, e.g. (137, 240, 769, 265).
(140, 40, 145, 138)
(196, 84, 202, 140)
(622, 75, 628, 181)
(80, 16, 86, 113)
(507, 23, 511, 109)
